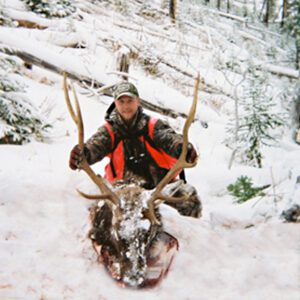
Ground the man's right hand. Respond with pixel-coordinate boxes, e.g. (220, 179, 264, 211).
(69, 145, 84, 170)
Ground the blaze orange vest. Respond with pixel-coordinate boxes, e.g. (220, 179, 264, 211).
(104, 117, 180, 183)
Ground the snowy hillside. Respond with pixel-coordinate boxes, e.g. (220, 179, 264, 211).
(0, 0, 299, 299)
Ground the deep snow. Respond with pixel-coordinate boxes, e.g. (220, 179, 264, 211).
(0, 0, 299, 299)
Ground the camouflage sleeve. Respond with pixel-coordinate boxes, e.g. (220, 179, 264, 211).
(152, 119, 186, 158)
(84, 124, 113, 165)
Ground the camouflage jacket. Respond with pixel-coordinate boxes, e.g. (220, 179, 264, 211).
(84, 105, 189, 189)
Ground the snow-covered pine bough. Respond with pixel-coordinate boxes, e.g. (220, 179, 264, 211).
(63, 73, 199, 288)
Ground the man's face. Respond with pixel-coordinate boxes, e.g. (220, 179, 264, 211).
(115, 95, 140, 122)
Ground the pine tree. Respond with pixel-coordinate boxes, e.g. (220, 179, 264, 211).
(226, 66, 285, 168)
(227, 175, 270, 203)
(284, 0, 300, 69)
(0, 54, 51, 144)
(22, 0, 76, 18)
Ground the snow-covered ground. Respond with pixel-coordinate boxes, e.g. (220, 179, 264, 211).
(0, 0, 299, 299)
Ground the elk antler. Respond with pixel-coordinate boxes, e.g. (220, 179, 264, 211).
(63, 73, 120, 206)
(146, 74, 200, 225)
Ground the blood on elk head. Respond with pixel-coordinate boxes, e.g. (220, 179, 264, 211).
(63, 73, 199, 287)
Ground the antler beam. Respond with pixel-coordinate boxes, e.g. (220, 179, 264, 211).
(63, 73, 120, 206)
(147, 73, 200, 224)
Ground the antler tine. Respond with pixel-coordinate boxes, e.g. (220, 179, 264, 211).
(70, 81, 84, 149)
(77, 190, 115, 200)
(63, 73, 77, 125)
(63, 73, 85, 149)
(147, 73, 200, 225)
(63, 72, 120, 206)
(180, 73, 199, 161)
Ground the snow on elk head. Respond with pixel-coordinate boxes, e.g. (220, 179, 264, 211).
(63, 73, 199, 287)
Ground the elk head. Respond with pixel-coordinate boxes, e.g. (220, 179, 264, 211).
(63, 73, 199, 287)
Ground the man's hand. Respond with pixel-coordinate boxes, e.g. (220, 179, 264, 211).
(69, 145, 84, 170)
(186, 144, 197, 163)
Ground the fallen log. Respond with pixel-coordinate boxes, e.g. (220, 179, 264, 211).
(158, 57, 233, 97)
(3, 47, 187, 119)
(15, 19, 48, 30)
(258, 62, 299, 79)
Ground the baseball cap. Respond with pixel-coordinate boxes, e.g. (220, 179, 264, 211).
(113, 82, 139, 100)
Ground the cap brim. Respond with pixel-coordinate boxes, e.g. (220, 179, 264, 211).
(115, 92, 138, 100)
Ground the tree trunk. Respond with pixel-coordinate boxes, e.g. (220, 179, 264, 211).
(169, 0, 176, 23)
(296, 129, 300, 144)
(242, 0, 248, 17)
(264, 0, 277, 26)
(116, 47, 130, 81)
(228, 86, 240, 170)
(265, 0, 270, 26)
(280, 0, 288, 27)
(227, 0, 230, 13)
(217, 0, 221, 10)
(259, 0, 267, 20)
(296, 1, 300, 70)
(251, 0, 255, 16)
(296, 38, 300, 70)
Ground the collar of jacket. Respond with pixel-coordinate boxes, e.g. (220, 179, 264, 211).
(105, 105, 148, 138)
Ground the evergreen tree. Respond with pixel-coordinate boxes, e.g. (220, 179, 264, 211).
(227, 175, 270, 203)
(0, 53, 51, 144)
(226, 66, 285, 168)
(22, 0, 76, 18)
(284, 0, 300, 69)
